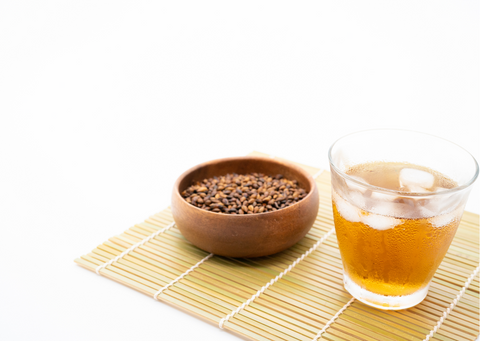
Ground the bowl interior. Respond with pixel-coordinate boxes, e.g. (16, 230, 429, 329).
(177, 157, 314, 197)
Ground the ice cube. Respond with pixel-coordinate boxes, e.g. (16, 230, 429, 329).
(346, 175, 370, 194)
(369, 200, 400, 218)
(399, 168, 435, 192)
(348, 191, 366, 210)
(332, 190, 361, 223)
(426, 192, 463, 216)
(334, 189, 401, 229)
(406, 184, 430, 193)
(429, 211, 456, 228)
(362, 213, 400, 230)
(366, 192, 397, 216)
(417, 205, 435, 219)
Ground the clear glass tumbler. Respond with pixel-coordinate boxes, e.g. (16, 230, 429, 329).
(328, 129, 478, 310)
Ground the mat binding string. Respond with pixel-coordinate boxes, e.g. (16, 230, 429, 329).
(219, 168, 328, 329)
(312, 297, 355, 341)
(95, 221, 176, 275)
(423, 264, 480, 341)
(309, 258, 480, 340)
(153, 253, 214, 300)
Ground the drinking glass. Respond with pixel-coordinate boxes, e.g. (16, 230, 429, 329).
(328, 129, 478, 309)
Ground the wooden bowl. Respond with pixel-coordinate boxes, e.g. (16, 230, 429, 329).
(171, 156, 319, 258)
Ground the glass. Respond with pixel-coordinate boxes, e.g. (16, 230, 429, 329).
(328, 129, 478, 310)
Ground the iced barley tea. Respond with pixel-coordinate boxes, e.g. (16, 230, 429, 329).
(329, 130, 477, 310)
(332, 162, 464, 309)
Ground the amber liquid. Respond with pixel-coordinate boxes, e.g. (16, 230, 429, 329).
(333, 162, 459, 297)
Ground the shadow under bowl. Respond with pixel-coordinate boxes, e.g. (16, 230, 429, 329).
(171, 156, 319, 258)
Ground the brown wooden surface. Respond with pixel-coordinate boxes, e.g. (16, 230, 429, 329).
(76, 151, 480, 341)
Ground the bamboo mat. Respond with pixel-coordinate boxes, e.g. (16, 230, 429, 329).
(75, 151, 480, 341)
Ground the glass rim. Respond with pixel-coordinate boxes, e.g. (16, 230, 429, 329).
(328, 128, 479, 197)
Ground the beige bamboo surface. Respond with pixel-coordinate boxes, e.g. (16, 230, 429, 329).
(75, 151, 480, 341)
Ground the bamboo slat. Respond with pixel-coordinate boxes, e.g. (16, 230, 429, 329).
(75, 151, 480, 341)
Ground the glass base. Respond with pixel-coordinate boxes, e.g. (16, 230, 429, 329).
(343, 272, 429, 310)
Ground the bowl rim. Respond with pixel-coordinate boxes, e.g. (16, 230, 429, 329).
(173, 156, 318, 217)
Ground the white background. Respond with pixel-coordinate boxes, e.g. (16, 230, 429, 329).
(0, 1, 478, 340)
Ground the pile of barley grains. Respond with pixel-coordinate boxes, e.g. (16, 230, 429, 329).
(181, 173, 308, 214)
